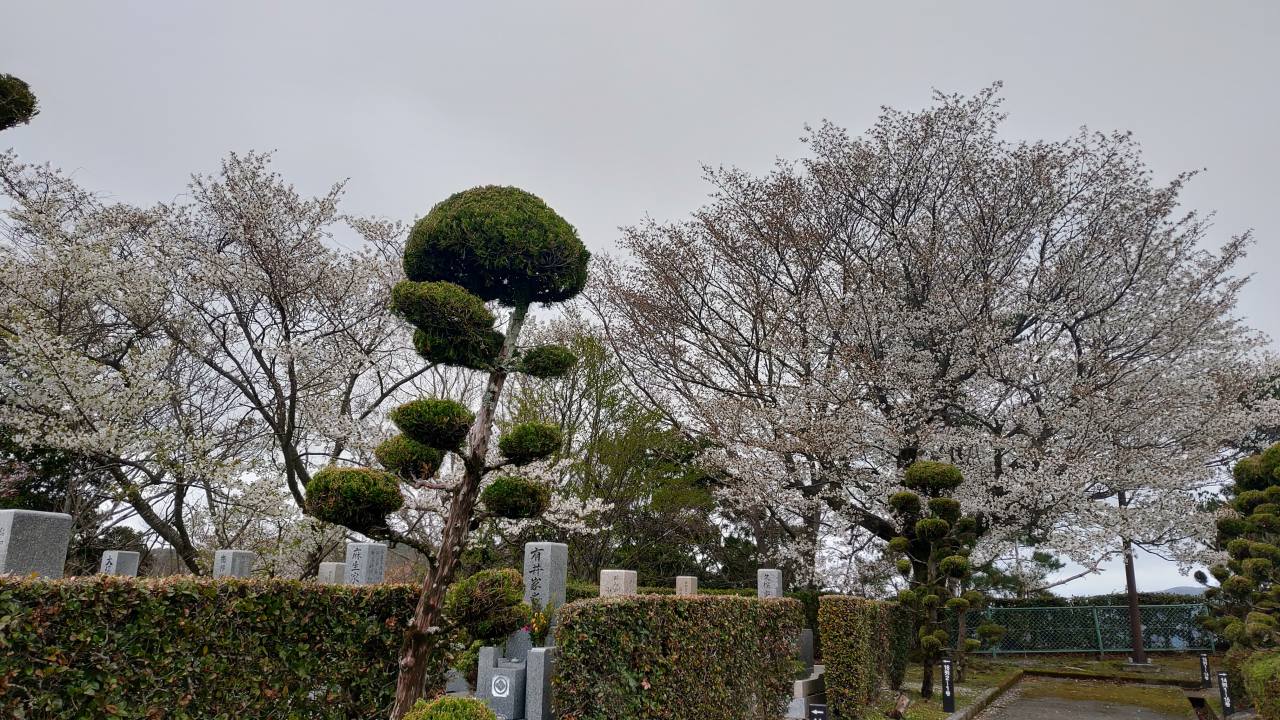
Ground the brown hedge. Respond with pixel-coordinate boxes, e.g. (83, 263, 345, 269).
(0, 575, 422, 719)
(819, 595, 911, 718)
(553, 594, 803, 720)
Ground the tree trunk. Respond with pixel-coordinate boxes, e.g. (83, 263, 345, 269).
(1122, 536, 1148, 664)
(955, 609, 969, 682)
(388, 303, 529, 720)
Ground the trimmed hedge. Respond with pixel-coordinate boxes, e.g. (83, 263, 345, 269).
(1244, 651, 1280, 720)
(819, 596, 912, 718)
(554, 594, 803, 720)
(0, 576, 418, 719)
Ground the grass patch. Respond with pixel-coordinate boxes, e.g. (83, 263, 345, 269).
(863, 660, 1020, 720)
(1019, 678, 1196, 718)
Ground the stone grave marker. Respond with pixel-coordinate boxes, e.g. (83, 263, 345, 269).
(675, 575, 698, 595)
(212, 549, 255, 578)
(344, 542, 386, 585)
(599, 569, 638, 597)
(99, 550, 141, 577)
(757, 568, 782, 598)
(523, 541, 567, 611)
(477, 646, 526, 720)
(525, 646, 556, 720)
(146, 547, 190, 576)
(317, 562, 345, 584)
(0, 509, 73, 579)
(798, 628, 815, 677)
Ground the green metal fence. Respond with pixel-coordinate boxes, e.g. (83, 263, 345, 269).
(959, 604, 1213, 654)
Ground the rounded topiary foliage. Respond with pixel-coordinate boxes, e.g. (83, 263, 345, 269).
(888, 491, 921, 517)
(517, 344, 578, 378)
(375, 434, 444, 479)
(305, 466, 404, 530)
(903, 460, 963, 494)
(497, 421, 562, 465)
(405, 696, 497, 720)
(927, 497, 961, 523)
(391, 398, 475, 451)
(404, 186, 590, 306)
(442, 567, 532, 642)
(391, 280, 504, 370)
(913, 517, 950, 541)
(481, 475, 551, 519)
(0, 74, 38, 132)
(939, 555, 970, 578)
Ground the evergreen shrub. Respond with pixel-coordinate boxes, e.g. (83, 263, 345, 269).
(819, 595, 912, 716)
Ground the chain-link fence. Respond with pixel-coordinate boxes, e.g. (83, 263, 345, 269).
(959, 604, 1214, 654)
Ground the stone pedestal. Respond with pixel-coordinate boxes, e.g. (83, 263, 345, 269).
(525, 646, 556, 720)
(344, 542, 386, 585)
(786, 666, 826, 719)
(477, 646, 526, 720)
(675, 575, 699, 595)
(0, 509, 73, 579)
(758, 568, 783, 598)
(99, 550, 141, 577)
(317, 562, 345, 584)
(599, 569, 638, 597)
(212, 549, 255, 578)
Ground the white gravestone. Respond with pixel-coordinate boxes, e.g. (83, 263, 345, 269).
(317, 561, 346, 584)
(99, 550, 141, 577)
(0, 509, 73, 579)
(599, 569, 638, 597)
(758, 568, 783, 598)
(675, 575, 699, 596)
(212, 549, 256, 578)
(344, 542, 387, 585)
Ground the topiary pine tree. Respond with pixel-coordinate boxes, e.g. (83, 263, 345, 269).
(337, 186, 588, 719)
(1196, 442, 1280, 654)
(887, 461, 1003, 698)
(0, 74, 38, 131)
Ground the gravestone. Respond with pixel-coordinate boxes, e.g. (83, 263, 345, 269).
(797, 628, 815, 677)
(523, 541, 567, 611)
(477, 646, 526, 720)
(317, 562, 345, 584)
(212, 549, 255, 578)
(599, 569, 637, 597)
(757, 568, 782, 598)
(344, 542, 387, 585)
(940, 658, 955, 712)
(0, 509, 73, 578)
(99, 550, 141, 577)
(525, 646, 556, 720)
(675, 575, 698, 595)
(146, 547, 190, 576)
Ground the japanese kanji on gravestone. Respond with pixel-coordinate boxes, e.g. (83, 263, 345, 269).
(599, 569, 637, 597)
(317, 562, 345, 584)
(212, 549, 256, 578)
(523, 541, 567, 611)
(99, 550, 141, 577)
(675, 575, 698, 595)
(344, 542, 387, 585)
(757, 568, 782, 598)
(0, 509, 73, 579)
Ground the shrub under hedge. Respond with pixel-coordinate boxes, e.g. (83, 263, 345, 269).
(0, 575, 419, 719)
(819, 595, 911, 719)
(554, 594, 803, 720)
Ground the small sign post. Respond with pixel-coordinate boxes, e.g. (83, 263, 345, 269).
(941, 658, 956, 712)
(1199, 653, 1211, 689)
(1217, 671, 1235, 716)
(807, 703, 827, 720)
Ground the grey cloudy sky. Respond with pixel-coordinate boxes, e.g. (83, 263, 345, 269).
(4, 1, 1277, 595)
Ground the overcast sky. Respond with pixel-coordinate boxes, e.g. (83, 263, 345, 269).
(4, 1, 1277, 596)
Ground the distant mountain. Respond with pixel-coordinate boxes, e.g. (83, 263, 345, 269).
(1161, 585, 1206, 596)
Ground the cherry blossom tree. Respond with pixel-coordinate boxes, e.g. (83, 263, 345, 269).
(587, 85, 1277, 598)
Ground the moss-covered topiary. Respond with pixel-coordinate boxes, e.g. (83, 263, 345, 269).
(480, 475, 551, 519)
(375, 434, 444, 479)
(404, 186, 590, 306)
(517, 344, 578, 378)
(497, 421, 562, 465)
(404, 696, 497, 720)
(305, 466, 404, 530)
(939, 555, 970, 578)
(888, 491, 921, 516)
(913, 517, 950, 541)
(0, 74, 38, 132)
(903, 460, 964, 494)
(391, 399, 475, 451)
(442, 567, 531, 643)
(927, 497, 961, 522)
(391, 280, 504, 370)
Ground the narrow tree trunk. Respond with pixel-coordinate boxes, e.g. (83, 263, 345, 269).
(1122, 536, 1148, 664)
(955, 609, 969, 682)
(388, 303, 529, 720)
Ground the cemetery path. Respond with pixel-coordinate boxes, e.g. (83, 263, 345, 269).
(975, 678, 1194, 720)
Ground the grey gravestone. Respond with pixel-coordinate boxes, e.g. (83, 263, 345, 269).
(317, 562, 345, 584)
(757, 568, 782, 598)
(344, 542, 387, 585)
(798, 628, 815, 677)
(523, 541, 567, 611)
(504, 629, 533, 663)
(599, 569, 638, 597)
(99, 550, 141, 577)
(675, 575, 698, 595)
(212, 549, 255, 578)
(146, 547, 190, 576)
(0, 509, 72, 579)
(477, 646, 526, 720)
(525, 646, 556, 720)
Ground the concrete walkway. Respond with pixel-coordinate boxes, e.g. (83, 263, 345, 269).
(977, 679, 1193, 720)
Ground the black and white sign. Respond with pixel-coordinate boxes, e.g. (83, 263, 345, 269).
(807, 703, 827, 720)
(1217, 671, 1234, 714)
(941, 658, 956, 712)
(1199, 653, 1211, 689)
